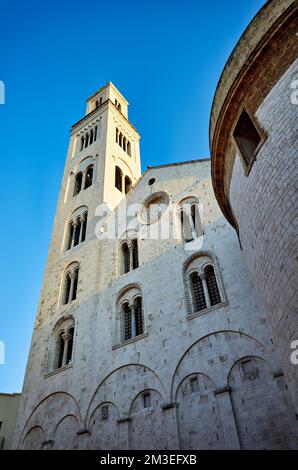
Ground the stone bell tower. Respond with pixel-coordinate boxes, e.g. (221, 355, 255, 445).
(12, 82, 141, 449)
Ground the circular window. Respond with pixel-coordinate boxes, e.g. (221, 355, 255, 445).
(148, 178, 156, 186)
(139, 191, 170, 224)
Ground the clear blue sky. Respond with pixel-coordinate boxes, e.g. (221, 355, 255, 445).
(0, 0, 265, 393)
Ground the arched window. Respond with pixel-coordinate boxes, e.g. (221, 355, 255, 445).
(63, 265, 79, 305)
(73, 172, 83, 196)
(116, 128, 119, 143)
(127, 141, 131, 156)
(179, 198, 203, 242)
(94, 125, 98, 141)
(115, 166, 123, 192)
(190, 272, 207, 311)
(117, 103, 121, 112)
(84, 165, 93, 189)
(115, 286, 145, 346)
(125, 176, 132, 194)
(205, 265, 221, 306)
(120, 236, 139, 275)
(95, 100, 99, 109)
(121, 295, 143, 341)
(122, 242, 130, 274)
(67, 211, 88, 250)
(183, 252, 226, 317)
(123, 137, 126, 152)
(85, 133, 89, 148)
(51, 318, 75, 371)
(119, 133, 123, 147)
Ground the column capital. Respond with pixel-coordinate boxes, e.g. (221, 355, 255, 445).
(161, 402, 178, 410)
(68, 270, 77, 280)
(62, 332, 72, 342)
(214, 386, 232, 396)
(117, 416, 132, 424)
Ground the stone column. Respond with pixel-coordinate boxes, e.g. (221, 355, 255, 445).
(77, 429, 90, 450)
(161, 403, 180, 449)
(71, 221, 78, 248)
(81, 171, 87, 191)
(200, 273, 211, 308)
(117, 417, 131, 450)
(68, 271, 76, 303)
(61, 333, 71, 367)
(214, 386, 241, 449)
(42, 439, 54, 450)
(79, 214, 86, 243)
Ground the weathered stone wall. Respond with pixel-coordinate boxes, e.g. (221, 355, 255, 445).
(229, 59, 298, 411)
(12, 152, 298, 449)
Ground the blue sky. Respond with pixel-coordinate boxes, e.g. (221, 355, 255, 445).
(0, 0, 265, 393)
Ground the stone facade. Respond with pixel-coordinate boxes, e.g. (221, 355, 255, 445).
(0, 393, 21, 449)
(209, 0, 298, 410)
(12, 80, 298, 449)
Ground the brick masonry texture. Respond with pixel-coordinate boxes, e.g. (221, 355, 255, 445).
(229, 59, 298, 411)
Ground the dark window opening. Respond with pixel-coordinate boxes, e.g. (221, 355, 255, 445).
(134, 297, 143, 336)
(205, 265, 221, 306)
(125, 176, 132, 194)
(64, 274, 72, 305)
(115, 166, 123, 192)
(233, 109, 262, 167)
(74, 222, 80, 247)
(94, 125, 97, 141)
(84, 165, 93, 189)
(132, 239, 138, 269)
(66, 328, 74, 364)
(80, 136, 85, 151)
(122, 242, 130, 274)
(73, 173, 83, 196)
(89, 129, 94, 145)
(148, 178, 155, 186)
(123, 303, 132, 341)
(72, 269, 79, 301)
(190, 272, 206, 311)
(127, 141, 131, 156)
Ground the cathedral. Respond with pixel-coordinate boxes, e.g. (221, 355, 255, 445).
(12, 0, 298, 450)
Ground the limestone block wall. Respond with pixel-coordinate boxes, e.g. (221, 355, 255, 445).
(229, 60, 298, 410)
(12, 160, 298, 449)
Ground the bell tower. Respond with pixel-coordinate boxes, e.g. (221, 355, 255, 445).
(71, 81, 141, 210)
